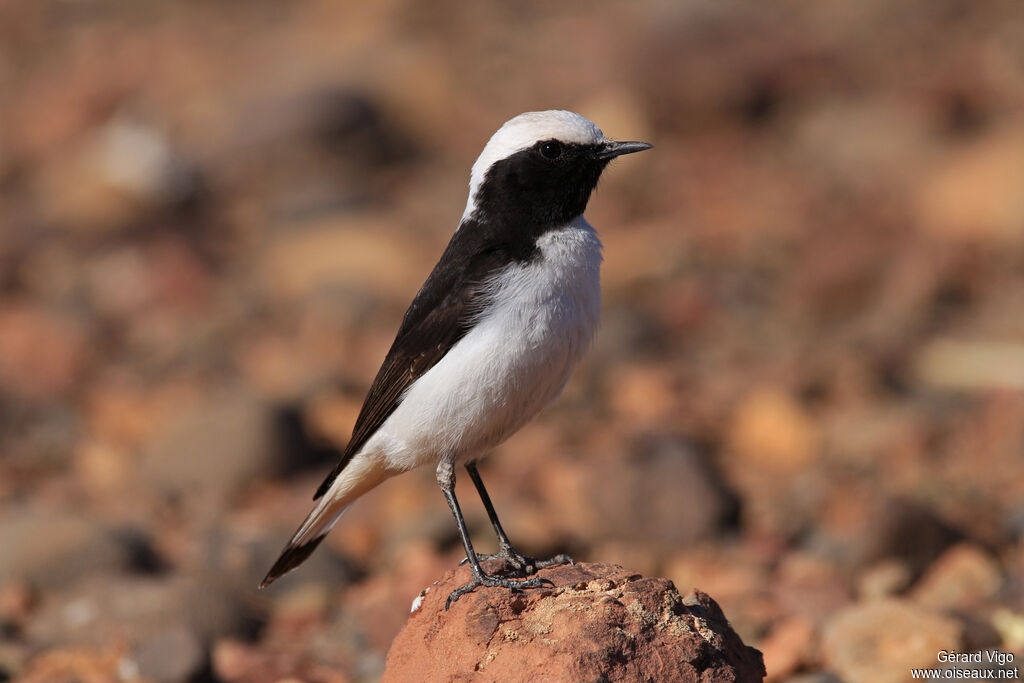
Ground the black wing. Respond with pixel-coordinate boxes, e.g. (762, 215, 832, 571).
(313, 227, 528, 500)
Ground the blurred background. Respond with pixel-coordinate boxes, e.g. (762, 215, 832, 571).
(1, 0, 1023, 681)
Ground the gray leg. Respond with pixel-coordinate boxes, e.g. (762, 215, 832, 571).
(436, 457, 555, 609)
(463, 461, 573, 576)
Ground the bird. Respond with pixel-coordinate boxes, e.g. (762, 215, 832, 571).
(260, 110, 651, 607)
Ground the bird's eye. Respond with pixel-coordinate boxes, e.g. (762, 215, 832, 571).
(540, 140, 563, 159)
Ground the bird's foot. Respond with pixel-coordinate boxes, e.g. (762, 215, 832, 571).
(445, 571, 555, 610)
(459, 547, 573, 577)
(530, 552, 574, 571)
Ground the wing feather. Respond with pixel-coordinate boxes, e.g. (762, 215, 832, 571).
(313, 230, 523, 500)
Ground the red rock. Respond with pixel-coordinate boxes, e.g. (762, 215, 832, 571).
(383, 562, 765, 682)
(304, 390, 364, 449)
(577, 435, 741, 549)
(0, 580, 35, 627)
(340, 541, 452, 656)
(772, 552, 853, 624)
(0, 303, 87, 401)
(212, 638, 349, 683)
(857, 560, 913, 601)
(822, 599, 962, 683)
(728, 388, 817, 471)
(760, 617, 816, 682)
(910, 543, 1003, 610)
(792, 97, 934, 192)
(73, 440, 131, 497)
(139, 391, 278, 510)
(0, 508, 130, 588)
(607, 362, 679, 426)
(915, 124, 1024, 243)
(19, 646, 125, 683)
(664, 546, 771, 637)
(132, 624, 205, 683)
(260, 219, 428, 301)
(212, 640, 260, 681)
(862, 499, 964, 577)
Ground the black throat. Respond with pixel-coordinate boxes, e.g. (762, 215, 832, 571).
(463, 141, 610, 263)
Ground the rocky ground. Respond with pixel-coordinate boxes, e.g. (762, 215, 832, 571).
(1, 0, 1024, 681)
(384, 562, 765, 682)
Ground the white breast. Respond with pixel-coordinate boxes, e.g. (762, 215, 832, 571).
(369, 216, 603, 471)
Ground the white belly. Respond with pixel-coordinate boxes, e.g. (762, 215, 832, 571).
(368, 216, 602, 471)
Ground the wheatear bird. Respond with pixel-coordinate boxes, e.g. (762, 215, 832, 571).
(261, 110, 651, 606)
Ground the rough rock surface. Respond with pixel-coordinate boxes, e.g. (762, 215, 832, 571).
(383, 562, 765, 682)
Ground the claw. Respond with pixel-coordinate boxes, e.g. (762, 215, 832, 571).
(445, 573, 555, 610)
(460, 552, 512, 568)
(534, 553, 574, 570)
(461, 550, 572, 576)
(446, 551, 572, 608)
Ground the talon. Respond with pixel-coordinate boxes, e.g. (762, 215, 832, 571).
(445, 570, 558, 607)
(534, 553, 573, 570)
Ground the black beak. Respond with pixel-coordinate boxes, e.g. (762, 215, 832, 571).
(595, 140, 653, 160)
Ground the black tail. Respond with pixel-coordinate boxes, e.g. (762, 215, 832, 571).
(259, 534, 328, 589)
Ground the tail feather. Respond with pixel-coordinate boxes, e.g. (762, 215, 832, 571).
(260, 453, 389, 589)
(259, 500, 349, 589)
(260, 534, 329, 589)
